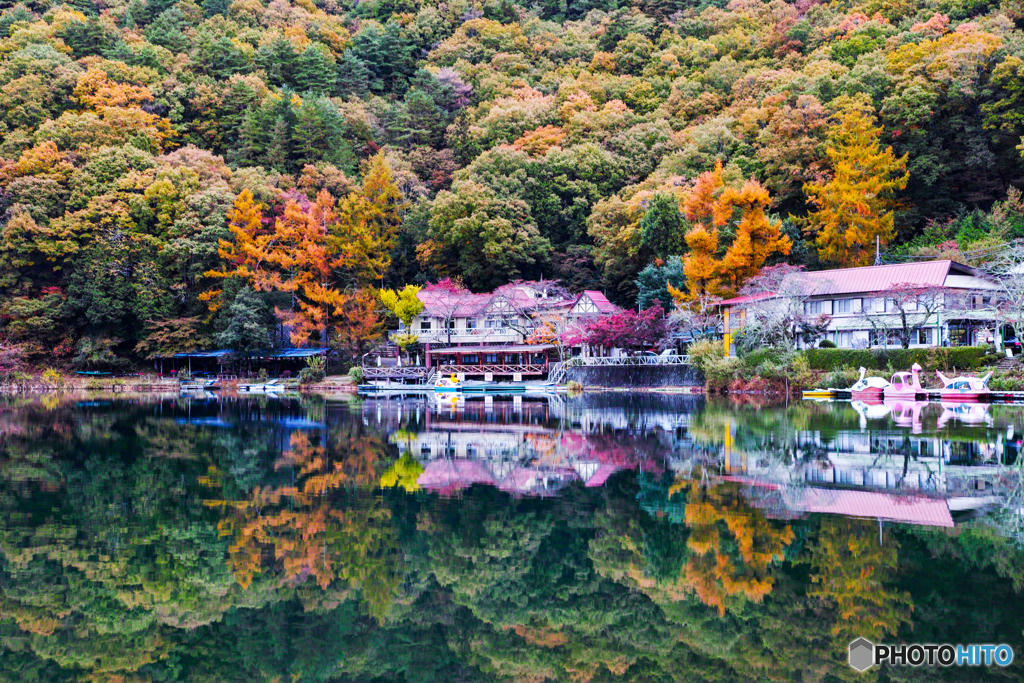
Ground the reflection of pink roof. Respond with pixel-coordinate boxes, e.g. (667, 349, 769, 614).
(417, 460, 495, 492)
(585, 463, 619, 487)
(802, 489, 953, 527)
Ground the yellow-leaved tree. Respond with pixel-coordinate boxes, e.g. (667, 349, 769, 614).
(804, 108, 909, 267)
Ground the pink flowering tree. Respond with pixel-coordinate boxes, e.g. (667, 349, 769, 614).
(585, 305, 667, 354)
(422, 278, 469, 344)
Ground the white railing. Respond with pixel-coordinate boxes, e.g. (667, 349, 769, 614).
(567, 355, 691, 367)
(390, 328, 522, 344)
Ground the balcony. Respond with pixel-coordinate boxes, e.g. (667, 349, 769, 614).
(390, 327, 524, 345)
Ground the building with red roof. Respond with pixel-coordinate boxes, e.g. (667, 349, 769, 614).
(718, 260, 1000, 353)
(384, 281, 620, 380)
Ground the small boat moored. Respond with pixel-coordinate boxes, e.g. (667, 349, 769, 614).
(238, 379, 286, 394)
(434, 375, 463, 393)
(850, 367, 890, 401)
(884, 363, 926, 401)
(936, 370, 992, 402)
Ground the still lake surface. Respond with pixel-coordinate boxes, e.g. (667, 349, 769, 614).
(1, 392, 1024, 682)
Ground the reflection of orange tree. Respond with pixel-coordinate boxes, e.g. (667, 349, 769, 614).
(204, 433, 401, 622)
(674, 471, 794, 615)
(808, 517, 912, 645)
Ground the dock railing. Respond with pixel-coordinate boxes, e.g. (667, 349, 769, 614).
(566, 355, 691, 367)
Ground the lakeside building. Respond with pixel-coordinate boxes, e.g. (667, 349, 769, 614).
(385, 281, 619, 380)
(717, 260, 1001, 354)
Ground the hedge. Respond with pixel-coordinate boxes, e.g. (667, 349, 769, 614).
(800, 347, 994, 371)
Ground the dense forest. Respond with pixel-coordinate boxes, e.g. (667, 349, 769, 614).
(0, 397, 1023, 682)
(3, 0, 1024, 367)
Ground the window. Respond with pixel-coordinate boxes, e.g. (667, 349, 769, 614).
(444, 319, 456, 329)
(420, 320, 432, 331)
(804, 301, 822, 315)
(485, 353, 499, 363)
(485, 318, 501, 328)
(838, 331, 853, 347)
(875, 298, 887, 313)
(467, 318, 477, 330)
(917, 328, 933, 345)
(463, 354, 478, 364)
(834, 299, 852, 314)
(420, 444, 431, 455)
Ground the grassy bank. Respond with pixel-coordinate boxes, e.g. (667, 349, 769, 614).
(688, 342, 1001, 395)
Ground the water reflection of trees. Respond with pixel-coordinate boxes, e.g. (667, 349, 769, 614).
(0, 398, 1022, 682)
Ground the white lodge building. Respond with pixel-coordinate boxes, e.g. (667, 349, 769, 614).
(393, 282, 619, 378)
(718, 261, 1001, 352)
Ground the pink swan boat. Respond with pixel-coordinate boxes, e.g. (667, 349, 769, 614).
(936, 370, 992, 402)
(883, 363, 925, 401)
(850, 366, 889, 401)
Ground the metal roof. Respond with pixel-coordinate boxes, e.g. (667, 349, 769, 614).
(719, 261, 994, 306)
(802, 261, 955, 296)
(168, 347, 327, 359)
(171, 349, 232, 358)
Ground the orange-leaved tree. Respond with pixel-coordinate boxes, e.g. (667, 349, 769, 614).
(718, 180, 792, 292)
(681, 161, 791, 299)
(682, 160, 729, 300)
(804, 108, 908, 267)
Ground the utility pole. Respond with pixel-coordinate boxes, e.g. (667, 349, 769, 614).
(874, 235, 881, 266)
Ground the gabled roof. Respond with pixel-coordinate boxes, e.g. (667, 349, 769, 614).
(802, 261, 957, 296)
(579, 290, 618, 313)
(719, 260, 995, 306)
(417, 282, 616, 318)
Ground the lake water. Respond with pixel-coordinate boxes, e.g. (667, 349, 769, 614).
(2, 393, 1024, 681)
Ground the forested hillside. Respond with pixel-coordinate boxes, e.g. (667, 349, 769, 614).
(2, 0, 1024, 366)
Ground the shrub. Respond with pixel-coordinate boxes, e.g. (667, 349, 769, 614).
(566, 380, 583, 395)
(41, 368, 63, 387)
(689, 339, 742, 389)
(299, 355, 327, 384)
(817, 339, 836, 348)
(823, 366, 861, 389)
(348, 366, 364, 384)
(802, 347, 991, 371)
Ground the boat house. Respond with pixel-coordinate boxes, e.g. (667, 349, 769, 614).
(369, 282, 619, 381)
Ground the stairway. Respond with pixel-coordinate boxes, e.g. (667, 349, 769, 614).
(547, 362, 567, 385)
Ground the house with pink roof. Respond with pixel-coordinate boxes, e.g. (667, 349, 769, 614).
(393, 281, 620, 380)
(718, 260, 1000, 352)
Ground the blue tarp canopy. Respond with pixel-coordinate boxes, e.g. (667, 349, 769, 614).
(171, 349, 232, 359)
(166, 348, 328, 359)
(268, 348, 329, 358)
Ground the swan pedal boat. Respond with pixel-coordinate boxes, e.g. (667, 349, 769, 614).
(850, 367, 890, 400)
(883, 363, 926, 401)
(936, 370, 992, 402)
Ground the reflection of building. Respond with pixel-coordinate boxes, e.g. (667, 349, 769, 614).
(373, 395, 688, 495)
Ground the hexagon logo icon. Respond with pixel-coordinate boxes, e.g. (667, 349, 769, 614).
(849, 638, 875, 672)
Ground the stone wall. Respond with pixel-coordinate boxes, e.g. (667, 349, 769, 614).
(564, 364, 704, 388)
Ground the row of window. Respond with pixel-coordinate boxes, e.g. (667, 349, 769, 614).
(439, 354, 547, 365)
(403, 317, 519, 331)
(804, 294, 990, 316)
(832, 328, 934, 347)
